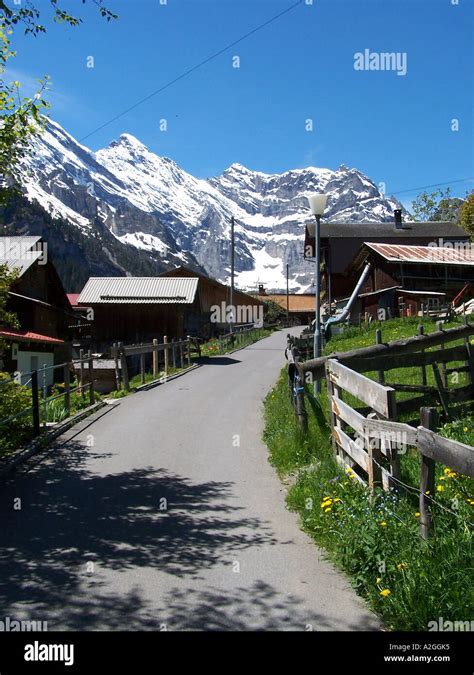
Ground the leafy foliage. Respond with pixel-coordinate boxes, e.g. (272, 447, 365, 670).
(459, 191, 474, 235)
(0, 261, 18, 353)
(0, 371, 33, 454)
(0, 1, 117, 205)
(410, 188, 463, 223)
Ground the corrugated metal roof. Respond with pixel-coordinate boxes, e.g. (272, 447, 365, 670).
(77, 277, 199, 304)
(365, 243, 474, 265)
(0, 236, 43, 276)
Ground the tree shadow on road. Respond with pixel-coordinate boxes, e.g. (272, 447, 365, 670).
(162, 580, 378, 631)
(0, 438, 278, 629)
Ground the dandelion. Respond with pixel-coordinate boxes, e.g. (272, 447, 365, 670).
(463, 427, 469, 433)
(320, 500, 332, 509)
(380, 589, 391, 598)
(448, 471, 457, 478)
(397, 562, 408, 571)
(415, 512, 420, 518)
(437, 485, 444, 493)
(444, 467, 451, 475)
(380, 521, 387, 528)
(324, 507, 332, 513)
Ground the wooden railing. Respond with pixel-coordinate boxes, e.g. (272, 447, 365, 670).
(287, 320, 474, 538)
(111, 337, 194, 391)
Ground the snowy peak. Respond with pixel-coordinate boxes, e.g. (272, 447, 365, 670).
(18, 117, 403, 292)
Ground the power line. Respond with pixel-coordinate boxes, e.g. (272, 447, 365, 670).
(390, 177, 474, 197)
(79, 0, 304, 143)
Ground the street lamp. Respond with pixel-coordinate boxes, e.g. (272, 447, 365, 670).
(307, 193, 329, 396)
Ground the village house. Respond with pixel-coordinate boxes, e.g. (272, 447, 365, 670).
(0, 236, 72, 385)
(346, 242, 474, 320)
(304, 210, 469, 303)
(257, 285, 315, 326)
(76, 268, 264, 350)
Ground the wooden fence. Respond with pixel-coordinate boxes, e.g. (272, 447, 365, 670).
(288, 321, 474, 538)
(111, 337, 195, 391)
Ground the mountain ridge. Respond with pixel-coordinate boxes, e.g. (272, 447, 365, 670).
(14, 117, 403, 292)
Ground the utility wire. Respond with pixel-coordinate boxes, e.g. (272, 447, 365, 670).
(390, 177, 473, 197)
(79, 0, 304, 143)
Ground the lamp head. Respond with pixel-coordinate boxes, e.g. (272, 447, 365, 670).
(307, 194, 329, 216)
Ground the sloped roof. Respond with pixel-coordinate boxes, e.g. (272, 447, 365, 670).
(0, 329, 64, 344)
(305, 221, 468, 239)
(77, 277, 199, 304)
(0, 236, 43, 276)
(364, 242, 474, 265)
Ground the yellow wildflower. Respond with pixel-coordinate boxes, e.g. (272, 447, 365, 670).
(380, 521, 387, 528)
(415, 512, 420, 518)
(397, 562, 408, 571)
(380, 589, 391, 598)
(324, 507, 332, 513)
(437, 485, 444, 493)
(448, 472, 457, 478)
(463, 427, 468, 433)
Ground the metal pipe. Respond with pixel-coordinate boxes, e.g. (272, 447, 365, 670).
(323, 262, 372, 337)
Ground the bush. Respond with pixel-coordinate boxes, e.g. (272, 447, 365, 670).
(0, 372, 34, 456)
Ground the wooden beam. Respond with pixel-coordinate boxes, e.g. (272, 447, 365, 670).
(327, 358, 397, 419)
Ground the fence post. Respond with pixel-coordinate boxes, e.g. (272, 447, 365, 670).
(375, 328, 385, 384)
(436, 320, 448, 388)
(31, 370, 40, 437)
(418, 324, 427, 386)
(463, 314, 474, 391)
(120, 344, 130, 392)
(186, 336, 191, 367)
(419, 406, 438, 539)
(140, 352, 145, 385)
(164, 336, 169, 375)
(63, 363, 71, 417)
(219, 335, 223, 355)
(172, 339, 176, 369)
(79, 349, 85, 400)
(179, 340, 184, 367)
(153, 338, 158, 377)
(88, 351, 95, 404)
(113, 343, 121, 391)
(292, 347, 308, 432)
(42, 363, 47, 426)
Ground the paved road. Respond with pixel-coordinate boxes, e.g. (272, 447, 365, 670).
(0, 329, 379, 631)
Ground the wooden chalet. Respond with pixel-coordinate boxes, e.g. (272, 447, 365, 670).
(347, 242, 474, 320)
(0, 236, 72, 384)
(77, 269, 264, 349)
(304, 211, 469, 302)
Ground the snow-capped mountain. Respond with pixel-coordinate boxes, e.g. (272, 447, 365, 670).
(18, 118, 402, 292)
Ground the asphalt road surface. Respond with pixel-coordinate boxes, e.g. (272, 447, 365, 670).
(0, 328, 380, 631)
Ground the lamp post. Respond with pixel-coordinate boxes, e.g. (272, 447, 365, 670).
(307, 194, 329, 396)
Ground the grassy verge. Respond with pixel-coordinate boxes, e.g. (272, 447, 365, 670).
(263, 318, 473, 631)
(200, 328, 274, 356)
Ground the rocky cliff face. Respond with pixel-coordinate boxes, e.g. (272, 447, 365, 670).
(17, 118, 403, 292)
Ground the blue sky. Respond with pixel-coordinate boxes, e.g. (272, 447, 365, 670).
(7, 0, 474, 204)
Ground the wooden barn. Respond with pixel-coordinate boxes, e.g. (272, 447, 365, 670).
(304, 212, 469, 303)
(263, 293, 315, 326)
(347, 242, 474, 320)
(77, 270, 264, 349)
(0, 236, 72, 384)
(160, 266, 264, 329)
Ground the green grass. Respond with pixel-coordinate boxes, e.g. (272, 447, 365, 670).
(200, 328, 274, 357)
(263, 318, 474, 631)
